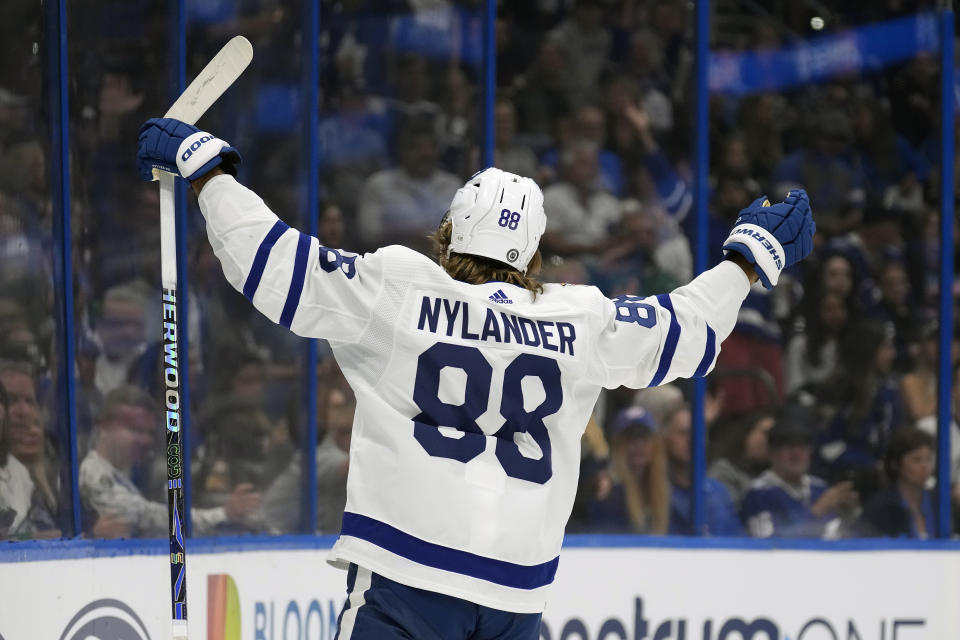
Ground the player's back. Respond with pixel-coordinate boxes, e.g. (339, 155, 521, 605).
(328, 245, 606, 613)
(196, 174, 751, 613)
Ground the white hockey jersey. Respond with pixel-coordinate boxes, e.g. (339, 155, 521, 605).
(197, 175, 752, 613)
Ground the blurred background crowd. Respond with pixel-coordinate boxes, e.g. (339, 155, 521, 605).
(0, 0, 958, 541)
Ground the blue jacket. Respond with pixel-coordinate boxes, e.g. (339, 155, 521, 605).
(669, 477, 744, 536)
(742, 470, 831, 538)
(856, 486, 934, 539)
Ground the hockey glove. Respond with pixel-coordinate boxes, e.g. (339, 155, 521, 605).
(722, 189, 815, 289)
(136, 117, 242, 182)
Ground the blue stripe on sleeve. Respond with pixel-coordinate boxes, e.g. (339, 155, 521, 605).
(340, 512, 559, 590)
(279, 232, 311, 328)
(694, 324, 717, 378)
(648, 294, 681, 387)
(242, 220, 289, 300)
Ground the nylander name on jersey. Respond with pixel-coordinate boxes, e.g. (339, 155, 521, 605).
(416, 295, 577, 355)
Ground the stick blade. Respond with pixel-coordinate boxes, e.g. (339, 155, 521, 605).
(164, 35, 253, 124)
(151, 35, 253, 180)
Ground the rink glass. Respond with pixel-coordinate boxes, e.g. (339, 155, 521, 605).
(0, 1, 951, 542)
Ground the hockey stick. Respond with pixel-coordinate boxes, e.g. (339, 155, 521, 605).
(154, 35, 253, 640)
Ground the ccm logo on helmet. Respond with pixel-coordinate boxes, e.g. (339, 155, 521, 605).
(181, 135, 216, 161)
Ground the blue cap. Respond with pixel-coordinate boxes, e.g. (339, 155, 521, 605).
(610, 406, 656, 436)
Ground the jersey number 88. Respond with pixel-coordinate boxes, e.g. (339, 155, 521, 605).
(411, 342, 562, 485)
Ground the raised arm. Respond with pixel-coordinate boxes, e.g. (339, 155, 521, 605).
(592, 259, 752, 389)
(137, 118, 385, 342)
(592, 191, 812, 390)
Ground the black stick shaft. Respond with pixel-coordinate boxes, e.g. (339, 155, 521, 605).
(162, 286, 188, 626)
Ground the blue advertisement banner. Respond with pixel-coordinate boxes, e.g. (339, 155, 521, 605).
(710, 12, 940, 95)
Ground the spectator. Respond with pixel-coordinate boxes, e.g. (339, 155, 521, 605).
(315, 386, 354, 533)
(0, 298, 28, 350)
(639, 385, 742, 536)
(90, 183, 163, 291)
(614, 101, 692, 222)
(79, 386, 261, 538)
(883, 170, 925, 219)
(707, 172, 757, 264)
(264, 385, 356, 533)
(0, 139, 49, 225)
(568, 415, 611, 532)
(541, 104, 625, 196)
(912, 362, 960, 524)
(356, 118, 460, 253)
(864, 260, 921, 371)
(856, 428, 935, 538)
(900, 324, 939, 425)
(435, 66, 476, 173)
(194, 395, 290, 517)
(93, 281, 150, 395)
(714, 133, 760, 194)
(94, 67, 145, 145)
(208, 349, 269, 411)
(546, 0, 611, 102)
(742, 421, 858, 538)
(0, 311, 43, 371)
(817, 321, 905, 480)
(647, 0, 688, 80)
(708, 411, 774, 509)
(542, 139, 621, 258)
(771, 109, 865, 235)
(0, 201, 51, 325)
(784, 291, 850, 396)
(0, 87, 31, 151)
(911, 209, 942, 304)
(512, 38, 577, 143)
(0, 362, 59, 536)
(489, 99, 538, 179)
(593, 199, 686, 296)
(387, 53, 438, 121)
(0, 377, 39, 539)
(492, 11, 540, 88)
(713, 289, 787, 417)
(889, 55, 938, 152)
(318, 202, 347, 249)
(818, 253, 857, 304)
(621, 30, 673, 135)
(736, 94, 787, 184)
(826, 208, 903, 293)
(317, 82, 390, 213)
(582, 406, 669, 534)
(851, 99, 927, 194)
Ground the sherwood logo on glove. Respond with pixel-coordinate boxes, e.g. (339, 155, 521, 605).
(180, 134, 217, 161)
(728, 227, 783, 269)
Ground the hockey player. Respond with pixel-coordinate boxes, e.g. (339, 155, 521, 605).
(136, 118, 814, 639)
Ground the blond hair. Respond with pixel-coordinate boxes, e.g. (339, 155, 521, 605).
(432, 222, 544, 298)
(610, 431, 670, 535)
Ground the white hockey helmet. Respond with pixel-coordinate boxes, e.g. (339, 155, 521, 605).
(444, 167, 546, 273)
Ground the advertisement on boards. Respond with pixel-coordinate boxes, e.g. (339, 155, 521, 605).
(0, 545, 957, 639)
(541, 548, 956, 640)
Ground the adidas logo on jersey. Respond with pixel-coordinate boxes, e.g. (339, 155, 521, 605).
(489, 289, 512, 304)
